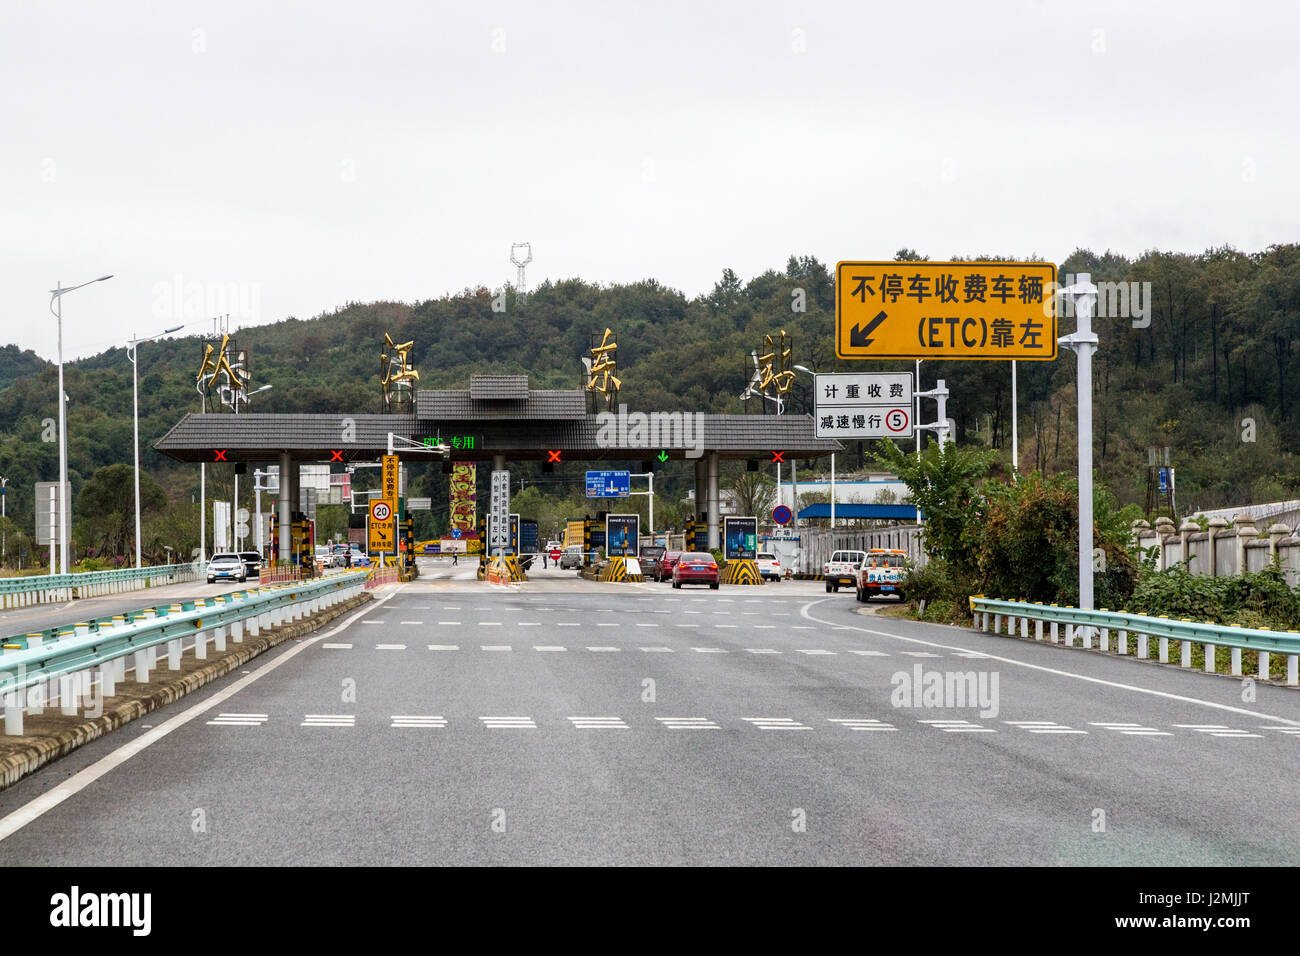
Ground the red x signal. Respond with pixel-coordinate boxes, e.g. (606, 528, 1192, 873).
(329, 450, 344, 462)
(213, 449, 228, 462)
(547, 450, 562, 463)
(771, 451, 785, 464)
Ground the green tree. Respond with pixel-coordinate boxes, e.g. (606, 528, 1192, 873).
(75, 464, 166, 558)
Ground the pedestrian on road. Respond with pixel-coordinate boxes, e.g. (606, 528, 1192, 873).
(451, 550, 459, 565)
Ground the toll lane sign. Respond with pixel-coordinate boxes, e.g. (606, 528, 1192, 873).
(368, 499, 395, 552)
(836, 261, 1057, 360)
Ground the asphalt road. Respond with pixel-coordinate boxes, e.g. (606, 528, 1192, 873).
(1, 559, 1296, 865)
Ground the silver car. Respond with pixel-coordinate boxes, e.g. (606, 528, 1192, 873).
(207, 553, 247, 584)
(559, 546, 585, 569)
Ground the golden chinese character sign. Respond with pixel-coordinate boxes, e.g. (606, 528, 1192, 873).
(585, 328, 621, 409)
(835, 262, 1057, 360)
(757, 331, 795, 394)
(380, 332, 419, 411)
(195, 334, 252, 410)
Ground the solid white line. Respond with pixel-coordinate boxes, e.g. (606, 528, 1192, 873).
(0, 592, 393, 844)
(800, 599, 1300, 728)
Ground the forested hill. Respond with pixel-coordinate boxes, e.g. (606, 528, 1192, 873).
(0, 246, 1296, 533)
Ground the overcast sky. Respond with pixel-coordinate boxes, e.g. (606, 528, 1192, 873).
(2, 0, 1297, 361)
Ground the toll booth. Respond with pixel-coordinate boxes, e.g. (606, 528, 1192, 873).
(270, 512, 315, 576)
(400, 515, 416, 578)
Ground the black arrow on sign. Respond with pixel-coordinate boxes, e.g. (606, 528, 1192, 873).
(850, 310, 888, 349)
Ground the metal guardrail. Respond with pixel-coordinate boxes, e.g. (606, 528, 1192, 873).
(0, 562, 203, 609)
(0, 571, 369, 735)
(969, 596, 1300, 685)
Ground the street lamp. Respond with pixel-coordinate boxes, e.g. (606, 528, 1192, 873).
(128, 325, 184, 568)
(50, 275, 112, 574)
(1, 476, 7, 566)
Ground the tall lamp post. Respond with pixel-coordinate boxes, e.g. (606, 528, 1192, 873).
(1, 476, 7, 566)
(128, 325, 184, 568)
(49, 275, 112, 574)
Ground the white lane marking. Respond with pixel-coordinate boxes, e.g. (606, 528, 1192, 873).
(442, 606, 461, 609)
(534, 645, 567, 652)
(322, 643, 353, 649)
(437, 621, 461, 625)
(206, 712, 269, 726)
(399, 621, 423, 625)
(792, 626, 814, 630)
(746, 649, 782, 654)
(691, 647, 727, 653)
(829, 718, 897, 732)
(800, 599, 1300, 728)
(753, 625, 776, 629)
(302, 714, 356, 727)
(953, 651, 991, 659)
(1003, 721, 1088, 735)
(362, 620, 384, 625)
(556, 622, 579, 627)
(480, 716, 536, 728)
(656, 717, 720, 730)
(640, 646, 675, 652)
(848, 649, 889, 656)
(1261, 726, 1300, 735)
(636, 623, 659, 628)
(519, 622, 541, 626)
(0, 590, 395, 843)
(568, 716, 629, 729)
(481, 645, 512, 651)
(596, 623, 618, 627)
(428, 644, 459, 651)
(675, 624, 699, 628)
(391, 715, 447, 728)
(1090, 722, 1174, 737)
(918, 719, 996, 733)
(743, 717, 812, 731)
(375, 643, 407, 650)
(586, 646, 620, 652)
(797, 649, 836, 656)
(900, 651, 941, 658)
(1173, 724, 1263, 738)
(478, 622, 502, 626)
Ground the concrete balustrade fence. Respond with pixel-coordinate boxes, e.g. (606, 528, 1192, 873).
(0, 562, 204, 610)
(0, 571, 369, 736)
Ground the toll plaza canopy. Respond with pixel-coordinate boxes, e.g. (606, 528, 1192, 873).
(155, 375, 840, 555)
(154, 376, 842, 464)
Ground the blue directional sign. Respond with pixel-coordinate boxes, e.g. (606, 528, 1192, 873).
(450, 528, 463, 539)
(586, 470, 630, 498)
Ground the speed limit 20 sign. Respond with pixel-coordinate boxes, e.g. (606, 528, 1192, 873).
(814, 372, 915, 439)
(368, 499, 395, 551)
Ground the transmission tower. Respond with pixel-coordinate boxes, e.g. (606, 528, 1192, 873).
(510, 242, 532, 298)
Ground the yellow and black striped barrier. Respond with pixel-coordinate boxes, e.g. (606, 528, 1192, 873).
(486, 555, 526, 584)
(720, 559, 763, 585)
(599, 557, 644, 583)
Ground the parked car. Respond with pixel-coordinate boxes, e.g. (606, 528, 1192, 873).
(672, 551, 719, 589)
(559, 546, 584, 569)
(315, 545, 334, 569)
(755, 551, 783, 581)
(856, 549, 909, 603)
(639, 545, 666, 579)
(823, 549, 867, 593)
(237, 551, 262, 578)
(657, 550, 683, 582)
(207, 552, 247, 584)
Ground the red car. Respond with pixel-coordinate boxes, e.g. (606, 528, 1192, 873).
(672, 552, 719, 589)
(658, 550, 683, 582)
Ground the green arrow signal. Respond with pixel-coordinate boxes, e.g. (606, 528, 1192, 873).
(656, 451, 668, 462)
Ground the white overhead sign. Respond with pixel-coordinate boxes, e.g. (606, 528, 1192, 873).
(814, 372, 914, 439)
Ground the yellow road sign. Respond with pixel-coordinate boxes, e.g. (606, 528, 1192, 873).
(381, 454, 399, 505)
(836, 261, 1057, 360)
(369, 499, 395, 552)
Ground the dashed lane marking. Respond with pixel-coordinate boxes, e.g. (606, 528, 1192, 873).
(480, 716, 536, 729)
(691, 647, 727, 653)
(322, 643, 352, 649)
(375, 643, 407, 651)
(391, 715, 447, 728)
(797, 649, 836, 656)
(301, 714, 356, 728)
(746, 649, 782, 655)
(656, 717, 721, 730)
(848, 649, 889, 656)
(743, 717, 812, 731)
(918, 719, 996, 733)
(1003, 721, 1088, 735)
(900, 651, 942, 658)
(640, 647, 675, 652)
(568, 716, 629, 729)
(829, 718, 897, 732)
(428, 644, 460, 651)
(1090, 722, 1173, 737)
(534, 645, 567, 652)
(1173, 724, 1264, 739)
(207, 713, 268, 727)
(481, 645, 512, 651)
